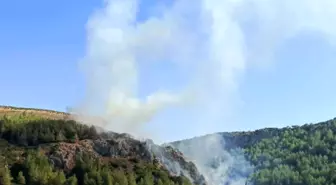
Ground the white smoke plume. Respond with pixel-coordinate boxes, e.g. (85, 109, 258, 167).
(171, 133, 254, 184)
(77, 0, 336, 138)
(76, 0, 336, 184)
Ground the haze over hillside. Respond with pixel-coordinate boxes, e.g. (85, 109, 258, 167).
(1, 0, 336, 184)
(2, 0, 336, 143)
(1, 106, 336, 185)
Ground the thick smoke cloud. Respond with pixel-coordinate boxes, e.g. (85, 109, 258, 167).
(77, 0, 336, 139)
(75, 0, 336, 184)
(172, 134, 254, 184)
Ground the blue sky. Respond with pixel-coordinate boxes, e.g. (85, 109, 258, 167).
(1, 0, 336, 141)
(0, 0, 97, 110)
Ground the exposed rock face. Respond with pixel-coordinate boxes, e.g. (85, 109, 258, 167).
(49, 140, 98, 170)
(169, 134, 255, 185)
(48, 132, 207, 185)
(92, 134, 152, 160)
(147, 141, 207, 185)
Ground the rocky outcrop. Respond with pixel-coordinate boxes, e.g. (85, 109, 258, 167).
(49, 140, 98, 170)
(48, 132, 207, 185)
(160, 145, 207, 185)
(146, 140, 207, 185)
(92, 134, 152, 160)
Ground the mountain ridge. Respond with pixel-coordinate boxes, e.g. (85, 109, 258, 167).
(0, 105, 206, 185)
(2, 105, 336, 185)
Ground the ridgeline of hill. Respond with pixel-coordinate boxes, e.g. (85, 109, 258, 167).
(0, 106, 203, 185)
(0, 105, 70, 120)
(1, 106, 336, 185)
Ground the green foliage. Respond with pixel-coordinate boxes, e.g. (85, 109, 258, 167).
(23, 151, 67, 185)
(245, 118, 336, 185)
(65, 175, 78, 185)
(0, 145, 192, 185)
(0, 114, 98, 146)
(71, 153, 190, 185)
(0, 112, 193, 185)
(16, 171, 26, 184)
(0, 165, 12, 185)
(127, 173, 137, 185)
(4, 108, 336, 185)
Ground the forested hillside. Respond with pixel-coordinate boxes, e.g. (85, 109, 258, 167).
(245, 119, 336, 185)
(2, 106, 336, 185)
(0, 108, 199, 185)
(172, 118, 336, 185)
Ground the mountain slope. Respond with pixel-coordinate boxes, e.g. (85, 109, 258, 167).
(0, 106, 206, 185)
(3, 106, 336, 185)
(170, 118, 336, 185)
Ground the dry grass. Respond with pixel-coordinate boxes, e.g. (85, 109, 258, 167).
(0, 105, 108, 127)
(0, 106, 70, 120)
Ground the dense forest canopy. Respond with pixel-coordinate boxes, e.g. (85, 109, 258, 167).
(171, 118, 336, 185)
(244, 118, 336, 185)
(0, 110, 193, 185)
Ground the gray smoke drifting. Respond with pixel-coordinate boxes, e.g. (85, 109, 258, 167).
(76, 0, 336, 184)
(171, 134, 254, 184)
(77, 0, 336, 138)
(77, 0, 249, 138)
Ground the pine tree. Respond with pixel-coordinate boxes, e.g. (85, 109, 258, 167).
(138, 178, 145, 185)
(50, 171, 66, 185)
(0, 165, 12, 185)
(112, 171, 128, 185)
(127, 173, 136, 185)
(101, 170, 113, 185)
(17, 171, 26, 185)
(65, 175, 78, 185)
(84, 173, 90, 185)
(157, 179, 164, 185)
(143, 172, 154, 185)
(95, 171, 103, 185)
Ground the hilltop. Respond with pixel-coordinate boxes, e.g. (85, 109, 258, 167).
(0, 105, 70, 120)
(0, 106, 205, 185)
